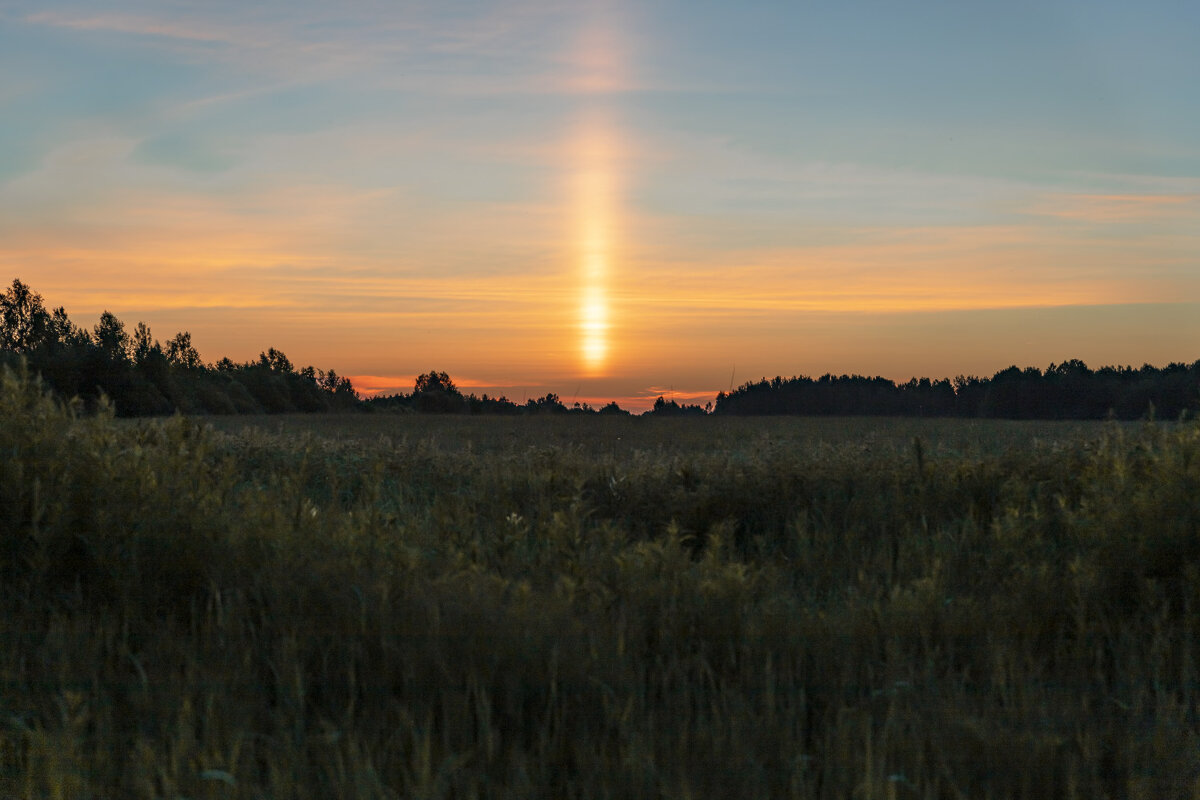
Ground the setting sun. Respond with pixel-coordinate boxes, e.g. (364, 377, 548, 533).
(574, 109, 621, 376)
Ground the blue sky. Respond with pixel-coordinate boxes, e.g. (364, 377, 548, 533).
(2, 0, 1197, 406)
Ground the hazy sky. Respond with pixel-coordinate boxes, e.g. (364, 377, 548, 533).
(3, 0, 1198, 408)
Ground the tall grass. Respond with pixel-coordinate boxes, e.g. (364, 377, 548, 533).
(3, 365, 1200, 798)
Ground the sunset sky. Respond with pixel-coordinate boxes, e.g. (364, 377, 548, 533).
(2, 1, 1198, 409)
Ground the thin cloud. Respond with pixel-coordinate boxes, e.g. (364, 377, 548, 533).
(1029, 193, 1200, 223)
(638, 386, 719, 403)
(347, 377, 697, 413)
(24, 11, 235, 42)
(610, 220, 1194, 314)
(23, 3, 650, 96)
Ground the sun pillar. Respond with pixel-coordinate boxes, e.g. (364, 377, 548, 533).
(575, 112, 618, 375)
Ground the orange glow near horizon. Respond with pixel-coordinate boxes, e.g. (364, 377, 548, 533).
(574, 109, 620, 375)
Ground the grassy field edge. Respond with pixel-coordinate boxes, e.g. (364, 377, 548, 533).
(3, 367, 1200, 798)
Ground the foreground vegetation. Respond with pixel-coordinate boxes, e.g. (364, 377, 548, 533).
(3, 367, 1200, 798)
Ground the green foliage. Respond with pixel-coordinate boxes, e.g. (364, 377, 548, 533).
(3, 369, 1200, 798)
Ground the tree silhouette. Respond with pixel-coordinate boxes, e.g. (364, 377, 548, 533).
(165, 332, 202, 371)
(93, 311, 131, 363)
(649, 396, 707, 416)
(412, 370, 464, 413)
(49, 306, 89, 350)
(131, 322, 162, 366)
(414, 371, 456, 395)
(258, 347, 293, 374)
(0, 279, 51, 352)
(598, 401, 630, 416)
(526, 392, 566, 414)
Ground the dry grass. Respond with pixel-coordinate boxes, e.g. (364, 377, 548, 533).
(4, 366, 1200, 798)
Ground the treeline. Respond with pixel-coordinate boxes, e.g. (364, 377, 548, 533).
(8, 278, 1198, 420)
(714, 359, 1200, 419)
(0, 279, 358, 416)
(367, 370, 632, 416)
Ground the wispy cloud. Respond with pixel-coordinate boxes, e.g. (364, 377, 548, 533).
(1028, 192, 1200, 223)
(22, 2, 647, 96)
(637, 386, 719, 403)
(611, 219, 1197, 316)
(344, 375, 703, 413)
(25, 10, 241, 43)
(347, 373, 506, 396)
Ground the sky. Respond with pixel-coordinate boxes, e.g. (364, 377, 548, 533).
(2, 0, 1198, 410)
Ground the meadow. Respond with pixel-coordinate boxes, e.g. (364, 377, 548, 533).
(3, 366, 1200, 798)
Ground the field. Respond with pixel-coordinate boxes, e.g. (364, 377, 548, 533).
(3, 368, 1200, 798)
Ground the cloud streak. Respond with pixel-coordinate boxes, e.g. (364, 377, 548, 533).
(1028, 193, 1200, 223)
(22, 2, 649, 96)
